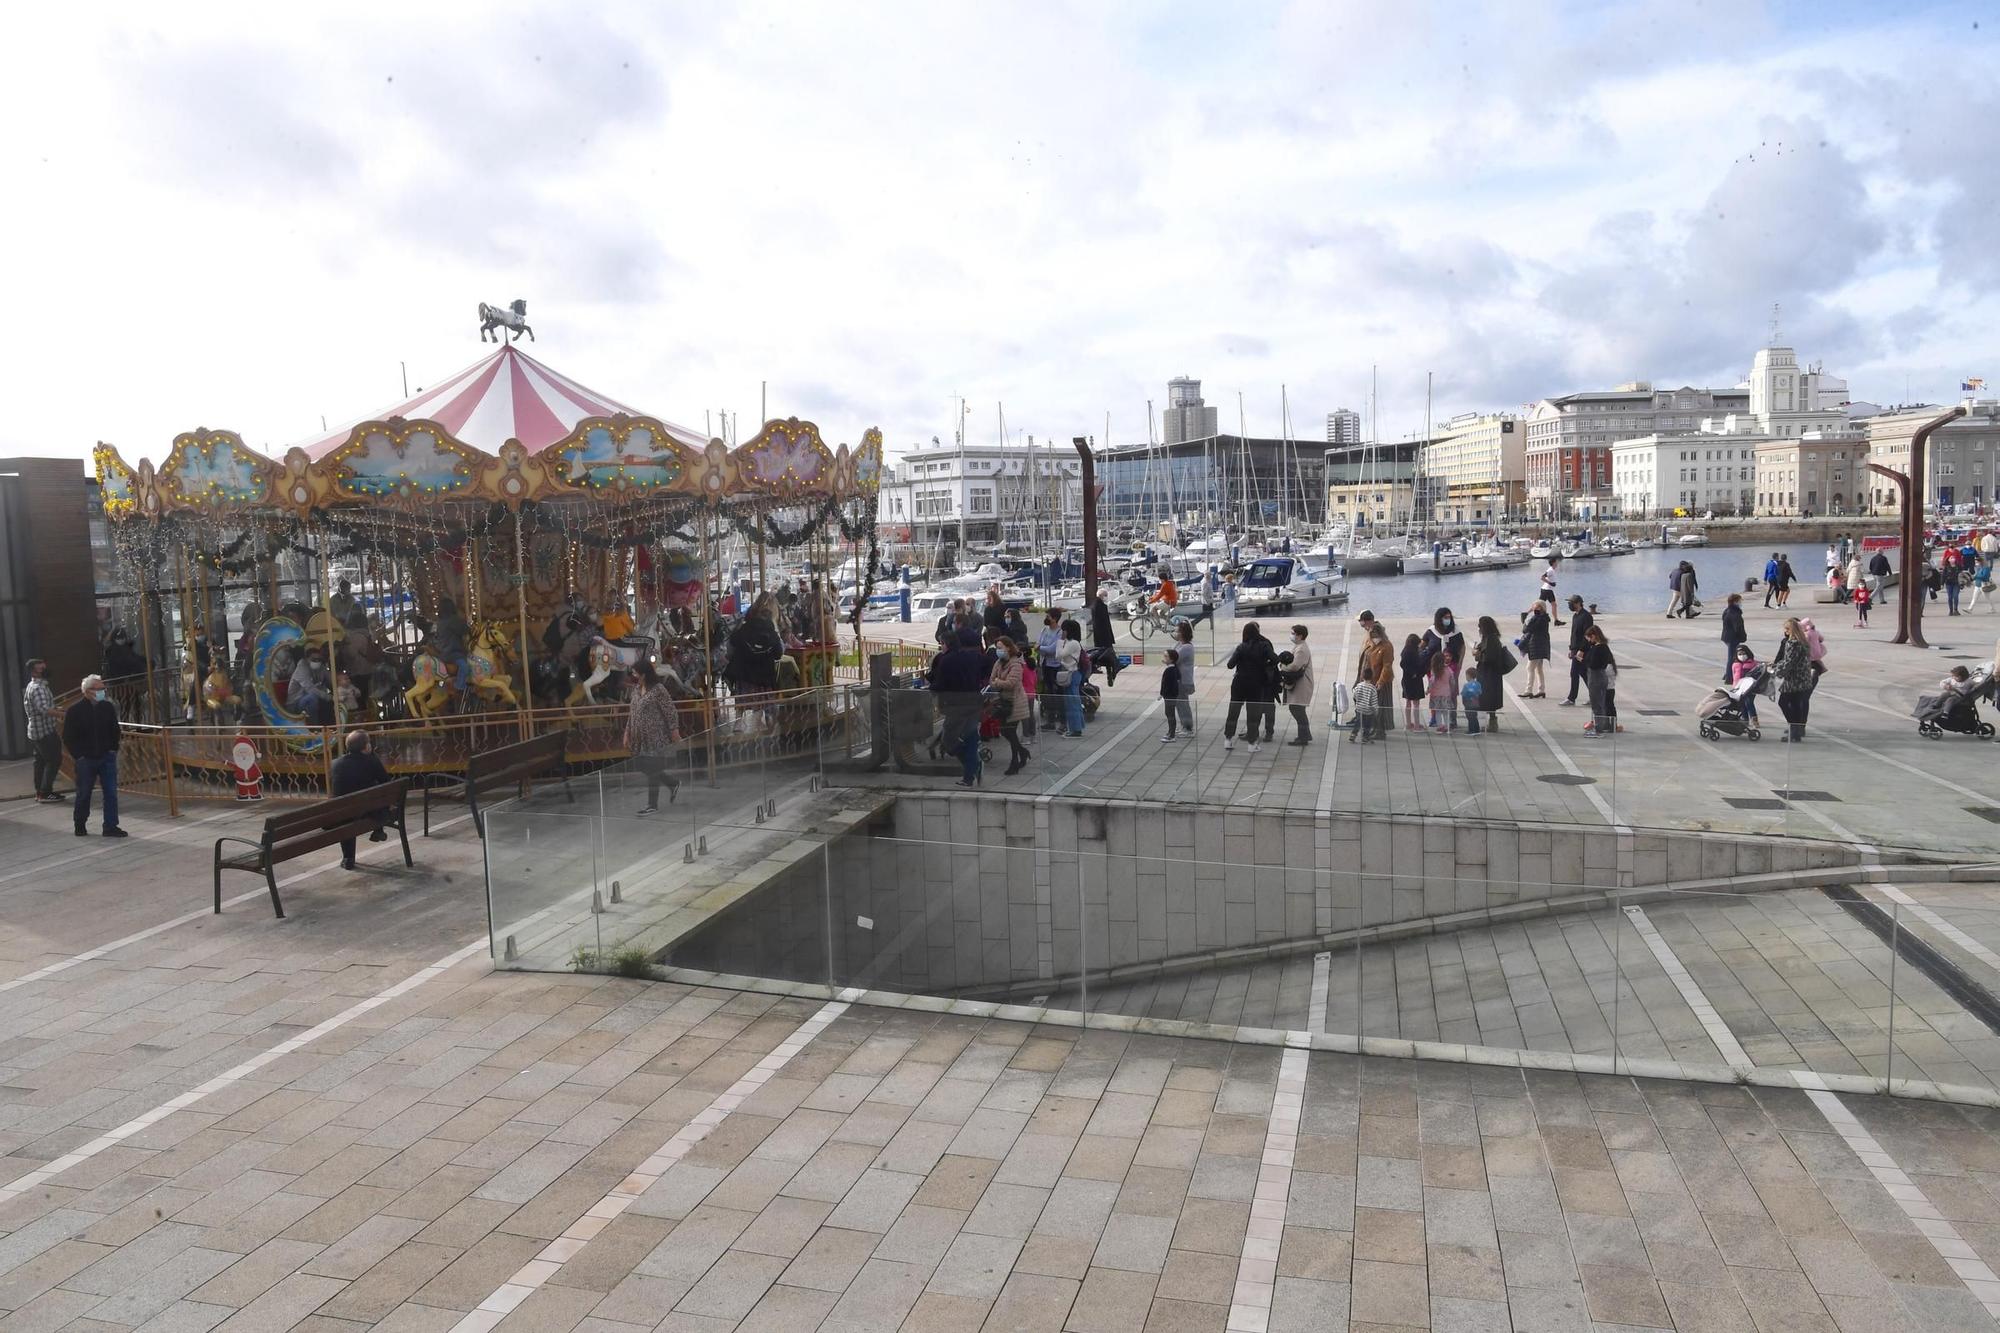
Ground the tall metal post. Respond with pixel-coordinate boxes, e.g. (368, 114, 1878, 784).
(1075, 437, 1098, 606)
(1868, 403, 1968, 648)
(513, 511, 532, 740)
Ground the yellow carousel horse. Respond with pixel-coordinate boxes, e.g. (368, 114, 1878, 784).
(466, 620, 520, 709)
(405, 649, 452, 720)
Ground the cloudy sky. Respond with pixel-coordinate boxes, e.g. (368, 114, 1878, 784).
(2, 1, 1993, 466)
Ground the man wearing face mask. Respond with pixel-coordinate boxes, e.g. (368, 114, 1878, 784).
(23, 658, 63, 803)
(291, 648, 334, 726)
(63, 674, 126, 837)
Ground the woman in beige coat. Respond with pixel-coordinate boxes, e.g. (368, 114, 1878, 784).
(991, 637, 1032, 774)
(1281, 624, 1316, 745)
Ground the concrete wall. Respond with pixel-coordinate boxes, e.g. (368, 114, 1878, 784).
(663, 792, 1869, 998)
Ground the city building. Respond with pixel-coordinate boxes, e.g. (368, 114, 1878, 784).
(1421, 412, 1526, 525)
(1611, 433, 1759, 518)
(1753, 437, 1865, 516)
(1524, 383, 1749, 518)
(1162, 376, 1219, 446)
(1745, 346, 1852, 438)
(1099, 435, 1325, 529)
(1865, 400, 2000, 512)
(1324, 438, 1431, 530)
(1325, 408, 1361, 446)
(0, 457, 99, 760)
(875, 438, 1083, 549)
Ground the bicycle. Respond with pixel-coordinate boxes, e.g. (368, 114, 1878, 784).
(1122, 599, 1193, 640)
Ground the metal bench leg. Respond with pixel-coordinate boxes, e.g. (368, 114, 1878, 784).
(266, 863, 285, 919)
(397, 817, 413, 868)
(213, 855, 223, 914)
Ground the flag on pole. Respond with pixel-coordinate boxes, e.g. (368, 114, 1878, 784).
(1966, 377, 1988, 391)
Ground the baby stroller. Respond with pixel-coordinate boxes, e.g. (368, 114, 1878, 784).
(1696, 670, 1764, 741)
(1916, 665, 1996, 739)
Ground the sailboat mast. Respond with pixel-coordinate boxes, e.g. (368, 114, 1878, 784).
(955, 392, 967, 561)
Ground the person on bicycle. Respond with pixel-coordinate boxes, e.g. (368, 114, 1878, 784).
(1151, 574, 1179, 610)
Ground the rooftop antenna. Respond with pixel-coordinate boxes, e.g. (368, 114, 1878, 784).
(1768, 303, 1783, 347)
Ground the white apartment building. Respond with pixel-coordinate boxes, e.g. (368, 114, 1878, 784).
(876, 439, 1083, 547)
(1326, 408, 1361, 445)
(1420, 412, 1526, 524)
(1611, 432, 1759, 518)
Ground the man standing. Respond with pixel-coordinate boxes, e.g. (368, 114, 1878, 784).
(330, 729, 392, 870)
(1539, 554, 1564, 625)
(327, 578, 359, 625)
(1762, 552, 1781, 608)
(63, 674, 125, 838)
(1089, 592, 1121, 685)
(1559, 596, 1594, 707)
(22, 658, 62, 803)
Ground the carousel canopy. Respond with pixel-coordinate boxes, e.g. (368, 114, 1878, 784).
(92, 346, 883, 521)
(296, 346, 705, 460)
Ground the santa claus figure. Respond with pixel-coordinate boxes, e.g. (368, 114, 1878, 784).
(229, 733, 264, 801)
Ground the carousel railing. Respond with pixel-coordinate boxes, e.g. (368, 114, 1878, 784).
(96, 680, 878, 811)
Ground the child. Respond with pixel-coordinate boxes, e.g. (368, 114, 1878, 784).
(1427, 645, 1459, 734)
(1728, 645, 1760, 724)
(1160, 648, 1193, 740)
(1399, 632, 1426, 731)
(1350, 676, 1380, 743)
(1853, 581, 1871, 627)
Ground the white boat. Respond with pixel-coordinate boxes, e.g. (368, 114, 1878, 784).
(1479, 545, 1529, 569)
(1527, 540, 1555, 560)
(1232, 555, 1349, 613)
(1673, 529, 1710, 547)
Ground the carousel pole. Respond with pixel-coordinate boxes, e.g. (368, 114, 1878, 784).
(139, 561, 159, 725)
(318, 522, 343, 737)
(699, 508, 717, 786)
(513, 510, 532, 741)
(174, 544, 193, 721)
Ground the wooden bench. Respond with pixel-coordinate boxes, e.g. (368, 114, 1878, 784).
(213, 780, 412, 918)
(422, 729, 573, 837)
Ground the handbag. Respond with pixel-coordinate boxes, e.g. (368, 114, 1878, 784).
(1056, 669, 1073, 686)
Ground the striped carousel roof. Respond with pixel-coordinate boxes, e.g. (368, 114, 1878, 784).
(297, 345, 706, 460)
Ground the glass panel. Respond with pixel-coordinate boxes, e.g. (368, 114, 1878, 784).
(484, 808, 601, 973)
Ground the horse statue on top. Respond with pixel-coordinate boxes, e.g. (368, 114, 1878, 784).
(478, 299, 534, 343)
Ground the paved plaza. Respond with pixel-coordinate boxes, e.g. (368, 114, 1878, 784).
(8, 600, 2000, 1330)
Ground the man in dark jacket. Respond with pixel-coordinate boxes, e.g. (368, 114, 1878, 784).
(63, 674, 126, 837)
(330, 729, 392, 869)
(1560, 597, 1594, 707)
(1089, 594, 1121, 685)
(1720, 593, 1747, 683)
(928, 629, 993, 783)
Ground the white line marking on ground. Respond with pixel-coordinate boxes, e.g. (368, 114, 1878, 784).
(1788, 1073, 2000, 1320)
(1044, 700, 1152, 798)
(0, 807, 241, 890)
(1505, 680, 1622, 828)
(1314, 616, 1356, 812)
(1309, 952, 1330, 1036)
(1227, 1044, 1308, 1333)
(1620, 904, 1752, 1068)
(1629, 634, 1991, 804)
(1874, 885, 2000, 974)
(0, 931, 490, 1205)
(448, 991, 859, 1333)
(0, 810, 473, 995)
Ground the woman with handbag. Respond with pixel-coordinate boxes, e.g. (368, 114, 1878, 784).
(1057, 619, 1087, 738)
(1466, 616, 1513, 735)
(1582, 625, 1620, 736)
(1280, 625, 1314, 745)
(624, 661, 682, 814)
(1771, 617, 1816, 742)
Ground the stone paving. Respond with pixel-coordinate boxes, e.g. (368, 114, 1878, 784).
(6, 595, 2000, 1330)
(11, 796, 2000, 1328)
(852, 604, 2000, 858)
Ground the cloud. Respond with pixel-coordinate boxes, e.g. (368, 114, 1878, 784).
(0, 2, 1992, 464)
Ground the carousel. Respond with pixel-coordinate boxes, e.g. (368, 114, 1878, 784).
(92, 338, 883, 795)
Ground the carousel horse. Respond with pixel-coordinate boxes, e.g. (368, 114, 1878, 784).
(464, 621, 520, 709)
(405, 649, 453, 719)
(201, 664, 241, 724)
(565, 637, 620, 707)
(478, 298, 534, 343)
